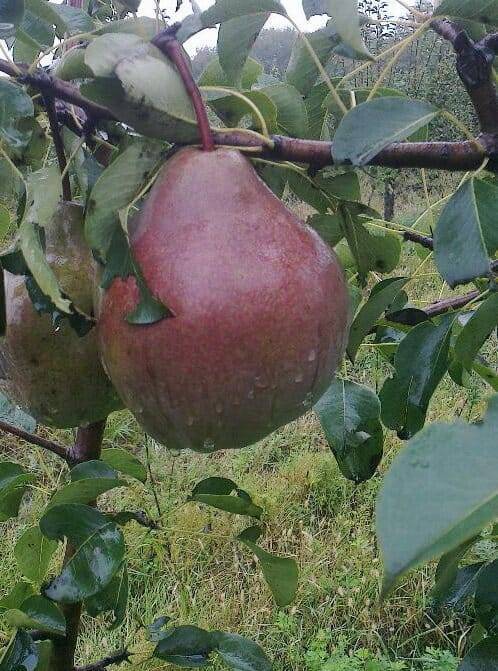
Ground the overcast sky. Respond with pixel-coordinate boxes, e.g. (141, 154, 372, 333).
(140, 0, 406, 53)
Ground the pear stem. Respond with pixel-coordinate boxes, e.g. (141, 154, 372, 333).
(152, 25, 214, 152)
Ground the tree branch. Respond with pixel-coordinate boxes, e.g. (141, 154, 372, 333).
(75, 649, 131, 671)
(403, 229, 434, 249)
(432, 18, 498, 137)
(424, 289, 481, 318)
(0, 420, 69, 462)
(43, 94, 72, 201)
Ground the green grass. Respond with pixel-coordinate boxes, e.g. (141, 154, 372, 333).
(0, 182, 495, 670)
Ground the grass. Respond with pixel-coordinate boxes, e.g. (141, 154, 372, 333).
(0, 174, 496, 670)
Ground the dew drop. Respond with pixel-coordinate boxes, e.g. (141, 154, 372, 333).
(308, 350, 317, 362)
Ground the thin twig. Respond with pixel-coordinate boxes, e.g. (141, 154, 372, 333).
(75, 649, 130, 670)
(0, 420, 69, 462)
(43, 95, 72, 201)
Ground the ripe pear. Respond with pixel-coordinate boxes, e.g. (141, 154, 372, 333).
(98, 148, 350, 452)
(0, 202, 122, 428)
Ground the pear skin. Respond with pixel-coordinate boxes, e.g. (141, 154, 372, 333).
(98, 148, 350, 452)
(1, 202, 122, 429)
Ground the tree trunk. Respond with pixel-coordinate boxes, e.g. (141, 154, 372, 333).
(51, 419, 107, 671)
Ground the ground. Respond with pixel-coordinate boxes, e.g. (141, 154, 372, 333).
(0, 173, 495, 670)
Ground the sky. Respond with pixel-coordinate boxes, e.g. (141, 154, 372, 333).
(139, 0, 406, 53)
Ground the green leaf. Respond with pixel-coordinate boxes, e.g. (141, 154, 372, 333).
(14, 526, 57, 583)
(47, 460, 126, 509)
(213, 632, 272, 671)
(0, 205, 11, 243)
(84, 32, 144, 77)
(287, 171, 331, 213)
(434, 178, 498, 287)
(431, 538, 479, 607)
(437, 562, 484, 611)
(257, 164, 287, 198)
(85, 138, 163, 259)
(303, 0, 327, 18)
(473, 360, 498, 391)
(125, 268, 172, 325)
(347, 277, 408, 361)
(0, 392, 36, 433)
(85, 563, 128, 629)
(0, 630, 38, 671)
(304, 82, 331, 139)
(459, 637, 498, 670)
(315, 379, 383, 483)
(376, 394, 498, 594)
(324, 0, 372, 60)
(0, 0, 24, 38)
(315, 170, 360, 201)
(286, 25, 340, 96)
(0, 462, 35, 522)
(153, 625, 215, 667)
(257, 82, 308, 138)
(101, 448, 147, 483)
(0, 582, 35, 613)
(475, 559, 498, 633)
(19, 167, 73, 314)
(332, 98, 438, 166)
(40, 504, 125, 603)
(435, 0, 498, 25)
(380, 314, 455, 440)
(53, 46, 93, 80)
(454, 293, 498, 369)
(33, 641, 52, 671)
(199, 56, 263, 90)
(26, 0, 92, 37)
(113, 44, 197, 143)
(0, 80, 34, 154)
(218, 13, 269, 87)
(339, 206, 401, 282)
(5, 596, 66, 636)
(308, 213, 344, 247)
(14, 0, 54, 64)
(238, 526, 298, 606)
(206, 90, 277, 134)
(202, 0, 286, 25)
(190, 478, 263, 519)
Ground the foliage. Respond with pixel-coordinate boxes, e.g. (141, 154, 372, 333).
(0, 0, 497, 669)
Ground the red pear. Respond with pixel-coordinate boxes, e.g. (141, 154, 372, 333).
(98, 148, 350, 452)
(0, 202, 122, 428)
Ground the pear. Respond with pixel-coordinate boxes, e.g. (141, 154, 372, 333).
(0, 202, 122, 429)
(98, 148, 350, 452)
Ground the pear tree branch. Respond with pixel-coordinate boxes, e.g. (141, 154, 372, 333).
(0, 60, 496, 171)
(0, 420, 70, 462)
(75, 649, 131, 671)
(43, 94, 72, 201)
